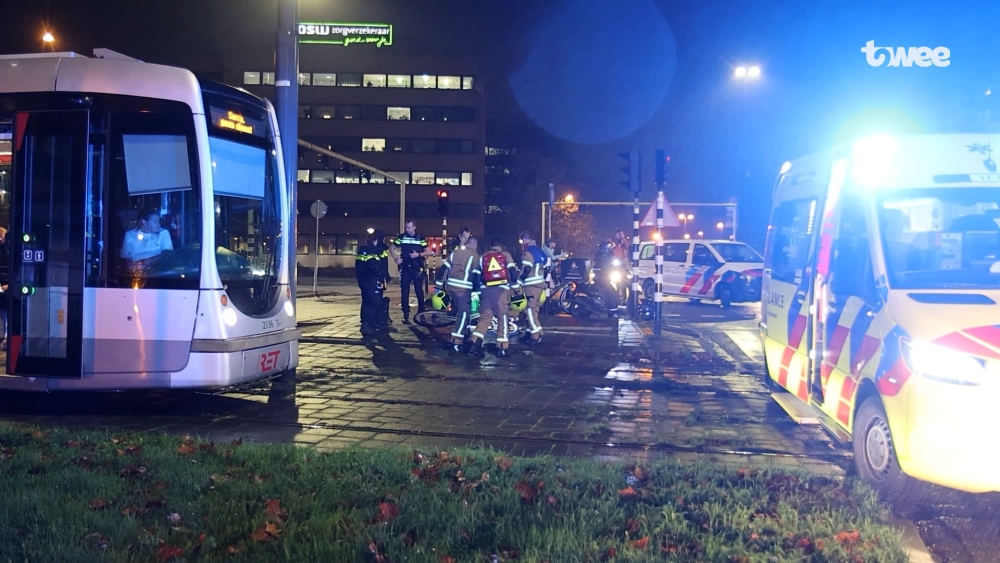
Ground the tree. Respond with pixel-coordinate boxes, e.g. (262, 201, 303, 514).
(550, 203, 599, 258)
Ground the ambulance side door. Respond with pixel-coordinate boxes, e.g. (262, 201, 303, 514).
(763, 198, 821, 396)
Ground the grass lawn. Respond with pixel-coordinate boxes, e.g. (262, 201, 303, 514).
(0, 421, 908, 563)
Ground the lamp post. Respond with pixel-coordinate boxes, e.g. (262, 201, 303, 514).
(563, 194, 574, 203)
(697, 231, 704, 239)
(678, 213, 693, 235)
(734, 65, 760, 182)
(683, 233, 690, 240)
(717, 221, 725, 237)
(42, 31, 54, 51)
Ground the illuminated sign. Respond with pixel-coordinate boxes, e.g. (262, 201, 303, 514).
(297, 22, 393, 47)
(217, 110, 253, 134)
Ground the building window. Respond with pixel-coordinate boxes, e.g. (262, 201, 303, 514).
(413, 74, 436, 89)
(298, 73, 311, 85)
(262, 72, 275, 85)
(297, 170, 310, 182)
(298, 105, 311, 119)
(336, 170, 361, 183)
(362, 105, 387, 121)
(363, 138, 386, 152)
(243, 72, 261, 85)
(388, 74, 411, 88)
(462, 77, 474, 90)
(337, 73, 362, 87)
(387, 107, 411, 120)
(388, 172, 410, 185)
(363, 74, 387, 87)
(436, 172, 461, 186)
(438, 76, 460, 90)
(339, 106, 360, 120)
(337, 235, 359, 255)
(440, 107, 474, 122)
(412, 172, 435, 185)
(412, 139, 435, 154)
(461, 172, 473, 186)
(311, 170, 335, 183)
(388, 139, 411, 153)
(315, 106, 335, 119)
(414, 107, 435, 122)
(313, 73, 336, 86)
(361, 171, 386, 184)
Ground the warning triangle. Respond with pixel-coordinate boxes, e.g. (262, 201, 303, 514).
(640, 199, 680, 227)
(487, 257, 503, 272)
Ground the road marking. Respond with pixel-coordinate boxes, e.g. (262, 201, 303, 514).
(723, 329, 764, 363)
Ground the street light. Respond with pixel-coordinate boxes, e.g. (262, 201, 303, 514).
(734, 64, 761, 182)
(697, 231, 704, 239)
(42, 31, 54, 43)
(717, 222, 725, 237)
(683, 233, 690, 240)
(678, 213, 693, 234)
(563, 194, 574, 203)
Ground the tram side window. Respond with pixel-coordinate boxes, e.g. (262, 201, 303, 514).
(106, 111, 201, 289)
(769, 198, 817, 284)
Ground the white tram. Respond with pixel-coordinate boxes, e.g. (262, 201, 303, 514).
(0, 50, 299, 391)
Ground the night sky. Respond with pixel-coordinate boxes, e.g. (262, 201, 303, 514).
(4, 0, 1000, 246)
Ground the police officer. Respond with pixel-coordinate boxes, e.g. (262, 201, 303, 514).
(437, 237, 480, 353)
(392, 221, 433, 324)
(517, 232, 548, 345)
(372, 229, 392, 328)
(469, 238, 519, 358)
(355, 232, 382, 338)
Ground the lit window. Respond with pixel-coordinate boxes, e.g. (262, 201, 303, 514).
(313, 73, 336, 86)
(388, 172, 410, 185)
(363, 74, 387, 87)
(462, 77, 474, 90)
(461, 172, 473, 186)
(362, 172, 386, 184)
(438, 76, 460, 90)
(243, 72, 261, 85)
(412, 172, 435, 185)
(387, 107, 411, 120)
(297, 170, 310, 182)
(413, 75, 436, 89)
(311, 170, 335, 183)
(315, 106, 335, 119)
(336, 170, 361, 183)
(362, 138, 386, 152)
(298, 73, 311, 85)
(337, 73, 362, 87)
(436, 172, 460, 186)
(262, 72, 275, 85)
(388, 74, 411, 88)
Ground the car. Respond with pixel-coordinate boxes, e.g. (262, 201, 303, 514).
(633, 239, 763, 307)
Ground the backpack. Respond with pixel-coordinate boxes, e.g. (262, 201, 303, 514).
(526, 245, 548, 270)
(481, 251, 510, 286)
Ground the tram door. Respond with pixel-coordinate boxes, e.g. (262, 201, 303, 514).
(6, 111, 87, 377)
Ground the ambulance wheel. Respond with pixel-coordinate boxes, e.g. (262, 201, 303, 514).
(716, 283, 733, 309)
(642, 279, 655, 299)
(853, 396, 919, 501)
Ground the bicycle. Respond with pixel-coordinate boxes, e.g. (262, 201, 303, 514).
(414, 292, 520, 338)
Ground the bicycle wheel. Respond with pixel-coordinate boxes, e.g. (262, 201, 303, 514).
(557, 282, 577, 314)
(414, 310, 455, 328)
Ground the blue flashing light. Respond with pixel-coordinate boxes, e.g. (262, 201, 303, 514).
(851, 134, 898, 187)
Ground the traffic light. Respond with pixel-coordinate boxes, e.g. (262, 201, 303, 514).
(617, 150, 639, 193)
(655, 149, 670, 186)
(437, 190, 449, 217)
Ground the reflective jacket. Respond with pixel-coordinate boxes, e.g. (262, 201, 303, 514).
(442, 246, 480, 290)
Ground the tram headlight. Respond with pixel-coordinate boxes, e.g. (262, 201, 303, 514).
(284, 300, 294, 317)
(222, 308, 238, 327)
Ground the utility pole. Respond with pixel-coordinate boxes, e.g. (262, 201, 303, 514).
(276, 0, 299, 303)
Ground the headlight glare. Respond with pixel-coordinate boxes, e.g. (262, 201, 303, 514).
(903, 340, 985, 386)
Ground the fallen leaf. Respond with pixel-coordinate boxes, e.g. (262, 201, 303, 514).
(497, 456, 513, 472)
(177, 444, 196, 455)
(156, 544, 184, 563)
(514, 481, 536, 503)
(618, 486, 637, 498)
(66, 440, 80, 448)
(629, 536, 650, 549)
(835, 530, 860, 545)
(197, 533, 206, 545)
(604, 546, 618, 560)
(440, 557, 456, 563)
(154, 482, 168, 491)
(265, 499, 285, 517)
(111, 437, 127, 444)
(546, 495, 559, 506)
(375, 501, 400, 523)
(30, 429, 45, 439)
(250, 527, 274, 543)
(126, 445, 143, 456)
(265, 522, 281, 537)
(632, 466, 647, 481)
(231, 438, 243, 446)
(89, 498, 109, 510)
(816, 539, 826, 550)
(0, 448, 13, 460)
(403, 529, 416, 547)
(226, 545, 241, 555)
(116, 449, 125, 456)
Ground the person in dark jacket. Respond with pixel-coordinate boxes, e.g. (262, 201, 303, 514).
(371, 229, 392, 327)
(0, 227, 8, 349)
(356, 232, 383, 338)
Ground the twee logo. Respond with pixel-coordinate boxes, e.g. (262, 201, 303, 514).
(861, 40, 950, 67)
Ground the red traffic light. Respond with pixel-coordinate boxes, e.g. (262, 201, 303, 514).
(437, 190, 449, 198)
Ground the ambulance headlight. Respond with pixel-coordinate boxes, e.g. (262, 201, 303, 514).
(612, 259, 621, 266)
(851, 134, 898, 187)
(903, 340, 986, 386)
(610, 271, 623, 284)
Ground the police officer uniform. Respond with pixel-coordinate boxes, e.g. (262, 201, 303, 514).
(372, 230, 391, 327)
(469, 241, 519, 358)
(437, 237, 480, 351)
(355, 234, 382, 338)
(393, 228, 430, 324)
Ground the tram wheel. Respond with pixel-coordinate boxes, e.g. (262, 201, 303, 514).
(414, 311, 455, 328)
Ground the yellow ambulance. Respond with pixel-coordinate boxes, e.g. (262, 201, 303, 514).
(761, 133, 1000, 495)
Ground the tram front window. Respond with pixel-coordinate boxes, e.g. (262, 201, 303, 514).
(204, 91, 282, 317)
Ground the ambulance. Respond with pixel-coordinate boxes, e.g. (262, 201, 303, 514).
(761, 133, 1000, 495)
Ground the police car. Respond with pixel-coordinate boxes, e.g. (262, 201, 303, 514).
(634, 239, 763, 307)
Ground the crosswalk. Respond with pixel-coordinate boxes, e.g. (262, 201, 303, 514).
(722, 329, 764, 364)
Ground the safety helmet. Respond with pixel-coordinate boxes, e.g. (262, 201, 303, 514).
(509, 291, 527, 312)
(431, 290, 451, 311)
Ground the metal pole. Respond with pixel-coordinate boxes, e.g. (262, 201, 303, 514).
(732, 200, 738, 241)
(276, 0, 298, 304)
(630, 191, 640, 318)
(399, 182, 406, 238)
(442, 216, 448, 262)
(654, 190, 665, 337)
(312, 214, 319, 294)
(540, 202, 546, 248)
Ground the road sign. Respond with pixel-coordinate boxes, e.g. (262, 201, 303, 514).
(725, 205, 736, 228)
(640, 200, 680, 227)
(310, 200, 328, 219)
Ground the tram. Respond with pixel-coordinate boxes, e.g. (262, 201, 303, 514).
(0, 50, 299, 391)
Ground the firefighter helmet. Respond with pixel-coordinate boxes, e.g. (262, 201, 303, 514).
(539, 289, 548, 305)
(509, 291, 527, 312)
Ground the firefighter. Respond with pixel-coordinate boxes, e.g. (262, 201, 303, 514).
(436, 236, 480, 353)
(392, 221, 433, 325)
(372, 229, 392, 328)
(517, 232, 548, 345)
(469, 238, 519, 358)
(355, 232, 382, 338)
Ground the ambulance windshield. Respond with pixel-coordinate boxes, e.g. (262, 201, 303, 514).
(878, 187, 1000, 289)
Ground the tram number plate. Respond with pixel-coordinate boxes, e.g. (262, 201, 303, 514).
(262, 319, 278, 330)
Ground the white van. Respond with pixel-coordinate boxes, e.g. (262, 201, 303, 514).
(761, 133, 1000, 495)
(634, 239, 763, 307)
